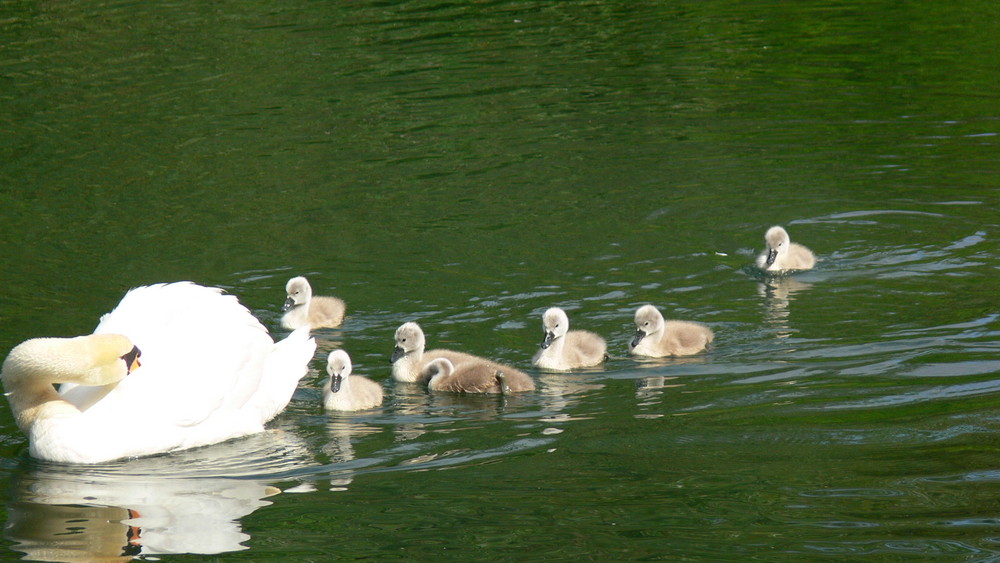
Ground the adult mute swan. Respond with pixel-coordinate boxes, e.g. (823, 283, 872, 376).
(1, 282, 316, 464)
(280, 276, 345, 330)
(756, 226, 816, 272)
(629, 304, 713, 357)
(532, 307, 607, 371)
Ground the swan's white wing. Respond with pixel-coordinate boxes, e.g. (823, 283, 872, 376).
(247, 326, 315, 423)
(62, 283, 275, 427)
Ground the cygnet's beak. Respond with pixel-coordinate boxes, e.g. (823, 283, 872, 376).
(280, 296, 296, 313)
(765, 248, 778, 267)
(631, 329, 646, 348)
(390, 346, 405, 364)
(330, 374, 343, 393)
(123, 346, 142, 374)
(539, 331, 556, 349)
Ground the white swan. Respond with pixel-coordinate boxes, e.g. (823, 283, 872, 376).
(390, 321, 479, 383)
(532, 307, 607, 370)
(421, 357, 535, 394)
(323, 350, 383, 411)
(280, 276, 345, 330)
(1, 282, 316, 464)
(756, 226, 815, 272)
(629, 304, 713, 357)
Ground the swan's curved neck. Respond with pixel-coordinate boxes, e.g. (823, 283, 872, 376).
(548, 334, 566, 353)
(649, 327, 665, 345)
(394, 347, 425, 382)
(4, 380, 78, 434)
(283, 305, 308, 326)
(424, 360, 452, 386)
(2, 335, 132, 434)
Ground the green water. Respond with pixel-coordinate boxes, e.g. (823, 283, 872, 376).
(1, 0, 999, 560)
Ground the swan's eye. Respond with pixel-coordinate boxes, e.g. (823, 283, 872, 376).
(121, 346, 142, 373)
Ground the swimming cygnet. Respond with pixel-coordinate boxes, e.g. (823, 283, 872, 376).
(323, 350, 383, 412)
(391, 322, 535, 392)
(629, 304, 714, 357)
(390, 321, 480, 383)
(421, 357, 535, 394)
(532, 307, 607, 371)
(280, 276, 346, 330)
(756, 226, 815, 272)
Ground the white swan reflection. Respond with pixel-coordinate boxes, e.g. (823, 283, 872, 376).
(5, 430, 314, 561)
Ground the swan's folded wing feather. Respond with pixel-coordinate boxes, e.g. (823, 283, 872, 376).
(247, 327, 316, 422)
(64, 282, 277, 427)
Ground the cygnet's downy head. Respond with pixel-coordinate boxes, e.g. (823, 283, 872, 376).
(326, 350, 352, 393)
(539, 307, 570, 349)
(282, 276, 313, 312)
(391, 322, 426, 363)
(763, 226, 791, 267)
(631, 305, 664, 348)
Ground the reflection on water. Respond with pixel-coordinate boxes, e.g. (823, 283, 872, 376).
(635, 375, 682, 405)
(391, 383, 436, 444)
(536, 372, 605, 415)
(1, 0, 998, 558)
(7, 503, 140, 563)
(4, 431, 315, 561)
(322, 419, 382, 492)
(758, 276, 813, 338)
(7, 474, 276, 560)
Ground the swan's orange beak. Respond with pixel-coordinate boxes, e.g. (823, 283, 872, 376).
(123, 346, 142, 374)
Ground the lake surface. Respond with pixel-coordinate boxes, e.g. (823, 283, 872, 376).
(1, 0, 999, 560)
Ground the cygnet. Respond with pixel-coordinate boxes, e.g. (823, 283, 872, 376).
(323, 350, 383, 411)
(281, 276, 346, 330)
(532, 307, 607, 370)
(391, 322, 535, 392)
(756, 226, 815, 272)
(421, 357, 535, 394)
(629, 304, 713, 357)
(390, 321, 479, 383)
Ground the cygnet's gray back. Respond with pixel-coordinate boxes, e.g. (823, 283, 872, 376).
(562, 330, 607, 366)
(423, 357, 535, 394)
